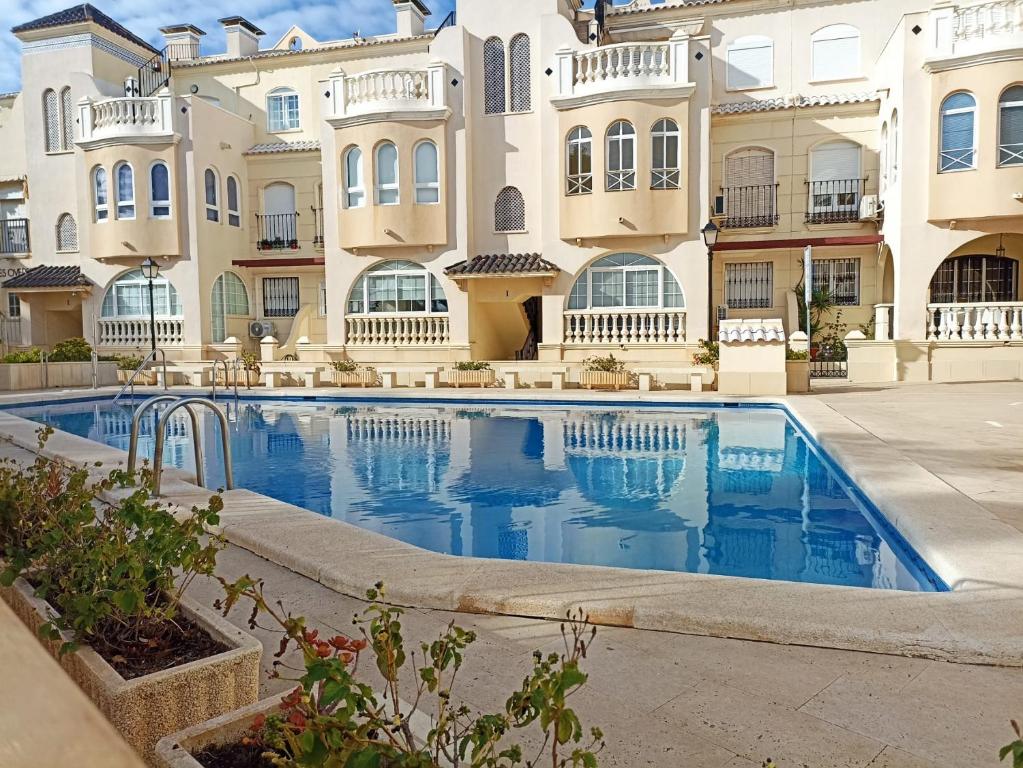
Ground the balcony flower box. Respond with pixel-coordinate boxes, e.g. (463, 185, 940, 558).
(448, 368, 496, 388)
(0, 576, 261, 764)
(116, 367, 158, 386)
(332, 367, 377, 387)
(215, 368, 260, 388)
(580, 370, 632, 391)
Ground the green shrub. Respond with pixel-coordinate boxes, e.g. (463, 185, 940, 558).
(330, 359, 359, 373)
(692, 340, 719, 367)
(786, 349, 809, 361)
(116, 355, 144, 371)
(1, 347, 41, 364)
(454, 361, 491, 371)
(582, 354, 625, 373)
(48, 337, 93, 362)
(1002, 720, 1023, 767)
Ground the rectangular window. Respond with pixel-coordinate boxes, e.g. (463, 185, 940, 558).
(725, 262, 774, 309)
(268, 92, 300, 132)
(397, 275, 427, 312)
(367, 275, 397, 313)
(318, 281, 327, 316)
(625, 269, 659, 306)
(812, 258, 861, 306)
(7, 293, 20, 318)
(262, 276, 300, 317)
(591, 271, 624, 307)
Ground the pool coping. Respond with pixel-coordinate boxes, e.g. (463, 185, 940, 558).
(2, 385, 1022, 667)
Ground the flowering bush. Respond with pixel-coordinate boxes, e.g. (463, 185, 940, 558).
(582, 355, 625, 374)
(454, 361, 492, 371)
(330, 359, 361, 373)
(692, 340, 719, 367)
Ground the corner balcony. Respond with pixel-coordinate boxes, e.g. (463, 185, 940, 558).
(0, 218, 30, 256)
(76, 91, 176, 149)
(552, 32, 695, 109)
(926, 0, 1023, 68)
(325, 63, 450, 128)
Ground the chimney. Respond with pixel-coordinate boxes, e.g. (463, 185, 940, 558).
(159, 24, 206, 61)
(218, 16, 265, 58)
(393, 0, 431, 37)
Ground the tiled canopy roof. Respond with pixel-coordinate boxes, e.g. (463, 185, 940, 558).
(11, 4, 159, 55)
(713, 92, 880, 115)
(3, 266, 92, 290)
(245, 140, 321, 155)
(445, 254, 560, 277)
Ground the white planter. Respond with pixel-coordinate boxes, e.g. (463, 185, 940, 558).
(448, 369, 496, 388)
(580, 370, 632, 391)
(0, 361, 118, 390)
(331, 368, 377, 387)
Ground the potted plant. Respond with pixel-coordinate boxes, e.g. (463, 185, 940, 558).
(115, 355, 153, 385)
(448, 360, 495, 388)
(580, 355, 631, 391)
(786, 348, 810, 393)
(0, 432, 261, 762)
(156, 580, 604, 768)
(239, 351, 261, 388)
(329, 359, 377, 387)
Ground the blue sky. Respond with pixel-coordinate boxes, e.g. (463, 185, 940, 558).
(0, 0, 608, 94)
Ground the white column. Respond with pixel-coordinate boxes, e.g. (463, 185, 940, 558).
(327, 68, 348, 118)
(77, 97, 94, 143)
(427, 61, 447, 109)
(555, 48, 576, 98)
(668, 31, 690, 84)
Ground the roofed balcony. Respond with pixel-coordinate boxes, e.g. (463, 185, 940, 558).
(76, 90, 176, 148)
(325, 63, 450, 127)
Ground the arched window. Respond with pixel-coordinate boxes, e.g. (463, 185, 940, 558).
(414, 141, 440, 204)
(651, 118, 681, 189)
(880, 122, 889, 190)
(59, 86, 73, 150)
(92, 167, 109, 222)
(226, 175, 241, 226)
(375, 142, 399, 205)
(288, 36, 302, 51)
(726, 35, 774, 90)
(150, 162, 171, 218)
(343, 147, 365, 208)
(55, 214, 78, 252)
(261, 182, 297, 247)
(114, 162, 135, 219)
(567, 254, 684, 310)
(929, 255, 1019, 303)
(211, 271, 250, 343)
(940, 92, 977, 172)
(723, 147, 777, 226)
(606, 121, 636, 191)
(494, 186, 525, 232)
(43, 89, 60, 153)
(890, 111, 899, 181)
(483, 36, 506, 115)
(205, 168, 220, 222)
(808, 141, 862, 222)
(566, 126, 593, 195)
(999, 85, 1023, 166)
(811, 25, 861, 81)
(101, 269, 182, 318)
(509, 33, 531, 113)
(266, 87, 300, 132)
(347, 260, 448, 315)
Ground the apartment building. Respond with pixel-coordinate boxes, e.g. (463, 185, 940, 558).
(0, 0, 1020, 382)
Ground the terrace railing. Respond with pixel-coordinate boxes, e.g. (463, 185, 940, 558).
(553, 33, 692, 102)
(930, 0, 1023, 60)
(805, 179, 864, 224)
(345, 314, 450, 346)
(927, 301, 1023, 340)
(327, 63, 448, 121)
(256, 213, 299, 250)
(0, 218, 29, 255)
(311, 206, 325, 248)
(720, 184, 780, 228)
(77, 92, 174, 146)
(563, 309, 686, 344)
(97, 317, 184, 347)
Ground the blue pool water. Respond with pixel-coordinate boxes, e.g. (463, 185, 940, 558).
(10, 397, 943, 592)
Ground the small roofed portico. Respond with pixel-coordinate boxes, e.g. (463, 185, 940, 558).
(445, 254, 560, 361)
(2, 266, 92, 348)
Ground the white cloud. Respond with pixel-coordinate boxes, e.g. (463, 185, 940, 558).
(0, 0, 456, 93)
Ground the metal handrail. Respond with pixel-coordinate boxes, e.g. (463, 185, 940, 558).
(113, 348, 168, 405)
(127, 395, 202, 480)
(40, 351, 48, 389)
(91, 351, 98, 389)
(210, 359, 241, 402)
(151, 397, 234, 496)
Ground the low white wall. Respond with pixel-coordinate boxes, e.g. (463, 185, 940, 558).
(0, 361, 118, 391)
(847, 340, 1023, 383)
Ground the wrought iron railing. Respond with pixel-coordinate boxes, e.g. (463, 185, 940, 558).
(0, 219, 29, 255)
(435, 10, 456, 31)
(137, 48, 171, 97)
(256, 213, 299, 250)
(805, 179, 864, 224)
(166, 40, 201, 61)
(312, 207, 324, 248)
(720, 185, 779, 228)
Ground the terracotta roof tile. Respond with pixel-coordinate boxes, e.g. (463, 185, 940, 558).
(245, 140, 321, 155)
(11, 4, 159, 55)
(713, 92, 880, 115)
(445, 254, 560, 277)
(3, 266, 92, 290)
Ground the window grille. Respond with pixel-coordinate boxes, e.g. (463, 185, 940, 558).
(999, 85, 1023, 167)
(725, 262, 774, 309)
(262, 276, 300, 317)
(59, 87, 73, 150)
(929, 255, 1019, 303)
(509, 34, 531, 113)
(55, 214, 77, 252)
(494, 186, 525, 232)
(483, 37, 506, 115)
(43, 89, 60, 153)
(812, 258, 860, 306)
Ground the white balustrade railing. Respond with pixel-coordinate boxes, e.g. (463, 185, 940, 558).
(327, 63, 447, 120)
(554, 32, 691, 101)
(97, 318, 184, 347)
(955, 0, 1023, 41)
(77, 92, 175, 145)
(930, 0, 1022, 60)
(563, 310, 686, 344)
(345, 315, 450, 346)
(926, 302, 1023, 341)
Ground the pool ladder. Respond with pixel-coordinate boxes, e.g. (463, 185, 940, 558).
(127, 395, 234, 496)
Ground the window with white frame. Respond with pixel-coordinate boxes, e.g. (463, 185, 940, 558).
(150, 162, 171, 218)
(651, 118, 681, 190)
(812, 257, 860, 306)
(998, 85, 1023, 167)
(880, 122, 888, 190)
(347, 260, 448, 314)
(318, 280, 327, 316)
(211, 271, 250, 342)
(725, 262, 774, 309)
(566, 126, 593, 195)
(42, 89, 60, 153)
(55, 213, 77, 252)
(226, 176, 241, 226)
(266, 87, 300, 132)
(509, 33, 531, 113)
(101, 269, 182, 318)
(567, 254, 684, 310)
(114, 162, 135, 220)
(375, 142, 399, 205)
(7, 293, 20, 319)
(205, 168, 220, 222)
(808, 141, 862, 218)
(606, 121, 636, 191)
(726, 35, 774, 90)
(262, 276, 300, 318)
(92, 166, 109, 222)
(939, 92, 977, 172)
(414, 141, 440, 204)
(929, 255, 1019, 303)
(890, 110, 899, 181)
(494, 186, 525, 232)
(344, 147, 365, 208)
(483, 36, 506, 115)
(811, 24, 861, 81)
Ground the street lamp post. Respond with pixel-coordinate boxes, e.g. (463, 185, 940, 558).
(140, 258, 161, 352)
(701, 221, 720, 340)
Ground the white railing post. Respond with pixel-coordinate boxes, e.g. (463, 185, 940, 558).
(156, 88, 173, 133)
(874, 303, 892, 341)
(555, 47, 576, 97)
(668, 30, 689, 84)
(328, 68, 348, 118)
(427, 61, 446, 109)
(77, 96, 94, 142)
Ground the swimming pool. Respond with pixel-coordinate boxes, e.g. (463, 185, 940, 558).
(10, 397, 944, 592)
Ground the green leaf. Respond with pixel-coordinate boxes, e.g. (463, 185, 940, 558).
(345, 748, 381, 768)
(112, 590, 138, 614)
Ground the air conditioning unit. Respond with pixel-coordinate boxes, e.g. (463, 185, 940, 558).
(248, 320, 276, 339)
(859, 195, 880, 220)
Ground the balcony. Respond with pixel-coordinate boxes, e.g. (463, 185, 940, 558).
(97, 317, 184, 347)
(563, 310, 687, 345)
(0, 218, 30, 255)
(76, 91, 176, 148)
(719, 185, 780, 229)
(256, 213, 300, 251)
(805, 179, 865, 224)
(345, 315, 451, 346)
(325, 64, 449, 127)
(552, 32, 694, 109)
(927, 0, 1023, 67)
(312, 207, 325, 249)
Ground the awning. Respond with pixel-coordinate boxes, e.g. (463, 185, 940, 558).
(3, 266, 92, 293)
(445, 253, 560, 279)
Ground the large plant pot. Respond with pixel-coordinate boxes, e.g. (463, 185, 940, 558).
(117, 368, 158, 386)
(580, 370, 632, 391)
(786, 359, 810, 393)
(155, 696, 280, 768)
(448, 369, 496, 388)
(332, 368, 377, 387)
(214, 369, 260, 388)
(1, 577, 261, 764)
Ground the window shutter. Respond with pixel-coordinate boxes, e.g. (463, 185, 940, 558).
(811, 143, 859, 181)
(811, 28, 860, 81)
(727, 42, 773, 89)
(725, 150, 774, 186)
(942, 110, 974, 152)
